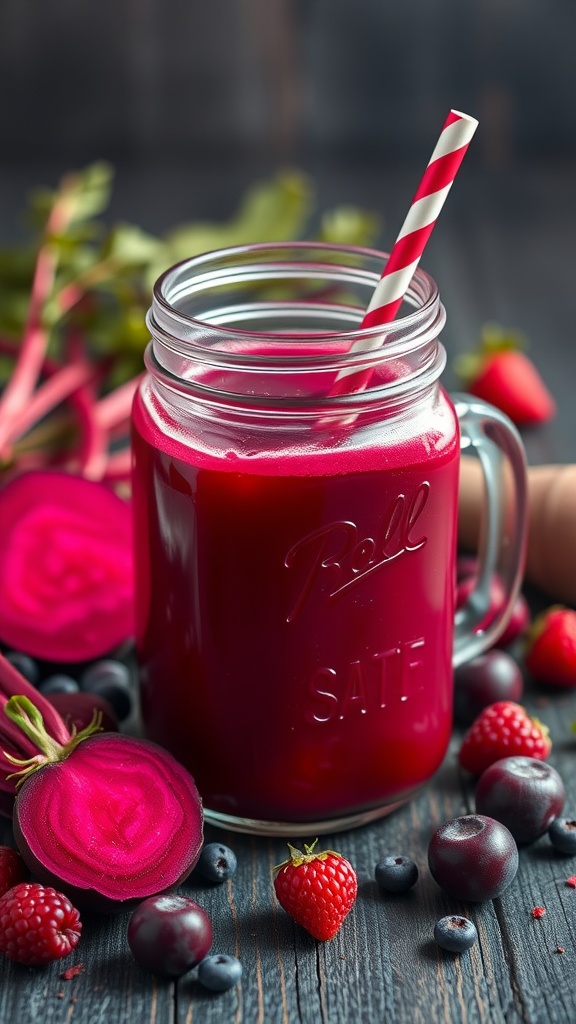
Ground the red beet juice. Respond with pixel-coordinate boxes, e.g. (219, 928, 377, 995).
(132, 382, 460, 825)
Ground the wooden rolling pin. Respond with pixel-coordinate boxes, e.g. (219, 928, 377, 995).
(459, 457, 576, 605)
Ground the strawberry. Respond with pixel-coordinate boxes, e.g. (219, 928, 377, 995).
(273, 840, 357, 941)
(455, 324, 555, 426)
(0, 882, 82, 965)
(525, 606, 576, 688)
(458, 700, 551, 775)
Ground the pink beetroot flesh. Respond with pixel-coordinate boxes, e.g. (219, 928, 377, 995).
(13, 734, 203, 912)
(0, 470, 133, 662)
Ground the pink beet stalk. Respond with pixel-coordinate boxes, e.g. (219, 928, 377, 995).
(1, 361, 98, 450)
(94, 374, 143, 431)
(0, 652, 73, 811)
(0, 197, 72, 453)
(65, 330, 109, 480)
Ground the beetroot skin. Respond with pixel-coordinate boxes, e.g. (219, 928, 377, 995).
(13, 732, 203, 913)
(0, 470, 133, 662)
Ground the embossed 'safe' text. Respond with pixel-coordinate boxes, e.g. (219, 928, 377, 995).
(284, 482, 431, 723)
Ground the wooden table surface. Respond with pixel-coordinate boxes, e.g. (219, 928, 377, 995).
(0, 156, 576, 1023)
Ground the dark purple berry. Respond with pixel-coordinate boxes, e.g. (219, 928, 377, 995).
(434, 915, 478, 953)
(475, 756, 565, 845)
(198, 953, 243, 992)
(196, 843, 238, 884)
(375, 855, 418, 893)
(453, 650, 523, 726)
(38, 674, 80, 696)
(127, 894, 212, 977)
(548, 816, 576, 855)
(80, 659, 133, 721)
(428, 814, 518, 902)
(4, 651, 40, 686)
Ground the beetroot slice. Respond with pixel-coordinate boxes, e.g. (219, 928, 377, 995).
(13, 733, 203, 912)
(0, 470, 133, 662)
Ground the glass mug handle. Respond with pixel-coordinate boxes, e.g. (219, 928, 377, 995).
(452, 392, 529, 668)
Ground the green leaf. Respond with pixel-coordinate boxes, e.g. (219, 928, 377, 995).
(318, 206, 381, 247)
(231, 169, 313, 242)
(480, 321, 527, 353)
(453, 321, 528, 384)
(89, 303, 150, 356)
(61, 161, 115, 224)
(0, 246, 36, 287)
(0, 291, 31, 336)
(103, 224, 164, 268)
(163, 170, 314, 264)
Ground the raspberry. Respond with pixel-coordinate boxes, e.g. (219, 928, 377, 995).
(0, 882, 82, 965)
(458, 701, 551, 775)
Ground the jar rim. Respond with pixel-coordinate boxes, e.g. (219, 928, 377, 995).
(151, 241, 441, 349)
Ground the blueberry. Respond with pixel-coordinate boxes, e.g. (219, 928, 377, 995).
(548, 816, 576, 855)
(196, 843, 237, 884)
(375, 855, 418, 893)
(198, 953, 242, 992)
(434, 915, 478, 953)
(127, 894, 212, 977)
(80, 659, 133, 721)
(475, 756, 565, 845)
(4, 651, 40, 686)
(38, 674, 80, 696)
(428, 814, 518, 902)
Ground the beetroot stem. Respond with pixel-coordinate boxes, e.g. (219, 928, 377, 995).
(95, 374, 143, 430)
(0, 653, 71, 745)
(3, 696, 103, 786)
(0, 196, 72, 452)
(1, 360, 98, 450)
(53, 257, 121, 319)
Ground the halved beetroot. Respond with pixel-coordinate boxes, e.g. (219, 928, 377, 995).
(0, 470, 133, 662)
(13, 731, 203, 913)
(6, 696, 201, 913)
(1, 657, 204, 912)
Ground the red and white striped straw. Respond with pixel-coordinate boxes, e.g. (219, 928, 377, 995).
(328, 110, 478, 401)
(361, 109, 478, 331)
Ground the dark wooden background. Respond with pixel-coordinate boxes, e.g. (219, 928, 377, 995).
(2, 0, 576, 167)
(2, 3, 576, 1021)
